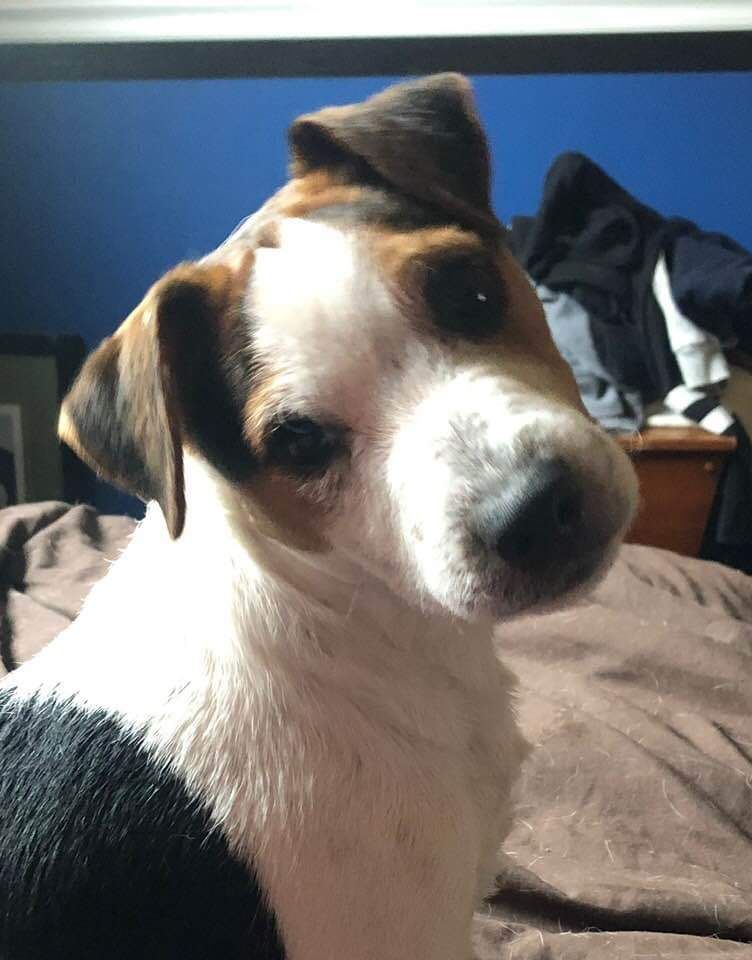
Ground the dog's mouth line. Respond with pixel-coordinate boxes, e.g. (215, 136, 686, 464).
(459, 537, 618, 618)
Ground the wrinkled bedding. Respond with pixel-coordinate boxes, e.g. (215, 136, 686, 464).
(1, 502, 751, 958)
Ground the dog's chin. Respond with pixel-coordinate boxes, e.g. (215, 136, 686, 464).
(439, 540, 621, 624)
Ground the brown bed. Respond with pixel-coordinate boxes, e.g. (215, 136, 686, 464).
(1, 501, 751, 958)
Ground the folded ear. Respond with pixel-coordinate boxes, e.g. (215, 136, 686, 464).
(59, 256, 252, 538)
(289, 73, 499, 238)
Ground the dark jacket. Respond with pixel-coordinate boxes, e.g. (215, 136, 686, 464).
(510, 152, 752, 571)
(511, 152, 692, 402)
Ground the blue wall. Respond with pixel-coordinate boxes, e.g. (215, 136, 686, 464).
(2, 72, 751, 347)
(1, 71, 750, 512)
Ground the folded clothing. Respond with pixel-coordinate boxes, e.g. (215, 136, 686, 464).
(536, 284, 643, 433)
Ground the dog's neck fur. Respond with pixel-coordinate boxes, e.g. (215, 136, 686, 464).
(15, 454, 495, 724)
(7, 465, 525, 957)
(174, 454, 488, 661)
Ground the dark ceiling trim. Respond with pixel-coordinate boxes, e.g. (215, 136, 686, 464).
(0, 31, 751, 82)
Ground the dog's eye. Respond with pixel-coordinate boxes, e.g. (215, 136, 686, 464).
(266, 416, 342, 474)
(424, 258, 504, 339)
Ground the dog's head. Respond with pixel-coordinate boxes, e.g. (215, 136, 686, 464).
(60, 74, 637, 620)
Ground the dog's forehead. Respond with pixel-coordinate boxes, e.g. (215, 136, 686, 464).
(236, 174, 516, 426)
(247, 180, 489, 337)
(253, 216, 395, 331)
(250, 217, 412, 344)
(249, 216, 403, 404)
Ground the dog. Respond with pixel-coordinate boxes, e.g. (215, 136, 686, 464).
(0, 74, 637, 960)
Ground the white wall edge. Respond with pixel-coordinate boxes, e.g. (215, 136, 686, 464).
(1, 3, 752, 44)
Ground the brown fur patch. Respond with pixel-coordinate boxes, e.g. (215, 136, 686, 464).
(241, 371, 334, 553)
(272, 172, 365, 221)
(243, 371, 286, 455)
(59, 251, 255, 539)
(57, 406, 83, 461)
(484, 250, 586, 411)
(370, 224, 487, 319)
(241, 471, 331, 553)
(372, 228, 584, 412)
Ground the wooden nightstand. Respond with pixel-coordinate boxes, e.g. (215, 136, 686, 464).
(616, 427, 737, 557)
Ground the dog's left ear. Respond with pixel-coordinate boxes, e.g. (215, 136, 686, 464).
(59, 255, 252, 539)
(289, 73, 499, 238)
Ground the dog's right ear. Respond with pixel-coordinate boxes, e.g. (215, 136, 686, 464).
(289, 73, 500, 238)
(59, 256, 252, 539)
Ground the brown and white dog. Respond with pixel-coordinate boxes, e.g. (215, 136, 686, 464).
(0, 75, 637, 960)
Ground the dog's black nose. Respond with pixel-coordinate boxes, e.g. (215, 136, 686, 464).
(476, 459, 585, 569)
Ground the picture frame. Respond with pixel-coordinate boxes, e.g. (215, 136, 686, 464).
(0, 403, 25, 507)
(0, 334, 87, 507)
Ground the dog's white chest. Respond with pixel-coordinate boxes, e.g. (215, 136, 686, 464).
(5, 487, 528, 960)
(167, 624, 526, 960)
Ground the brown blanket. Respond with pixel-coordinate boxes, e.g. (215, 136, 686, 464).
(2, 502, 751, 958)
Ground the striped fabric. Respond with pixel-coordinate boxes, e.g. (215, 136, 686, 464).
(653, 254, 741, 441)
(653, 256, 752, 564)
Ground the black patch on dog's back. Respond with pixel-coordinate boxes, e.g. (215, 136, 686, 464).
(0, 691, 285, 960)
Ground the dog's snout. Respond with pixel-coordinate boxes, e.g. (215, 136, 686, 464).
(476, 459, 586, 570)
